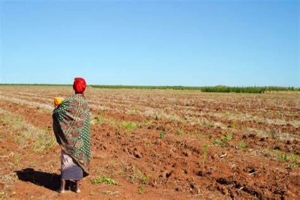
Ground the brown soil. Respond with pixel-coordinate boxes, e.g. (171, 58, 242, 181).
(0, 86, 299, 199)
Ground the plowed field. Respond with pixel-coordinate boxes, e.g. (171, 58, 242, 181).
(0, 86, 299, 199)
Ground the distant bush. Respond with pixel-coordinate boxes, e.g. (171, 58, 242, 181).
(201, 86, 299, 93)
(201, 86, 265, 93)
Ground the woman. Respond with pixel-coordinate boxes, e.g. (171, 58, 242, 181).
(52, 77, 91, 193)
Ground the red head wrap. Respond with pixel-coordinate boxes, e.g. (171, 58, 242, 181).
(73, 77, 86, 93)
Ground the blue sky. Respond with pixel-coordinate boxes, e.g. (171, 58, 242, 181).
(0, 0, 299, 87)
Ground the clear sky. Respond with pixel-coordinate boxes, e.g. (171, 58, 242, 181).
(0, 0, 299, 87)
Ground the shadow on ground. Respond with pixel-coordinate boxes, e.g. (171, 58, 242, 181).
(15, 168, 60, 192)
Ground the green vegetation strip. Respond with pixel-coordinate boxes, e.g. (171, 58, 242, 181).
(90, 85, 300, 93)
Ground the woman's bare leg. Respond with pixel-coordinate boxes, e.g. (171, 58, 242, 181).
(57, 179, 66, 193)
(75, 180, 81, 193)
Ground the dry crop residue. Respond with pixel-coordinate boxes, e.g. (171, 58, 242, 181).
(0, 86, 299, 199)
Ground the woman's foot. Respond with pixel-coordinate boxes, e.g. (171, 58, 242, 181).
(75, 188, 81, 193)
(57, 188, 65, 193)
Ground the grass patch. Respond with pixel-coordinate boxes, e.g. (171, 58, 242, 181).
(177, 128, 184, 136)
(92, 176, 118, 185)
(124, 164, 149, 185)
(159, 132, 166, 139)
(121, 121, 139, 130)
(213, 133, 233, 147)
(263, 149, 300, 165)
(143, 120, 153, 127)
(221, 132, 233, 141)
(0, 109, 56, 152)
(238, 140, 247, 149)
(92, 115, 105, 125)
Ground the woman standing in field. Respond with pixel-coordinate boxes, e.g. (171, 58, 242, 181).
(52, 77, 91, 193)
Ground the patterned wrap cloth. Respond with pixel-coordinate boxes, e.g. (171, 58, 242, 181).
(52, 94, 91, 176)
